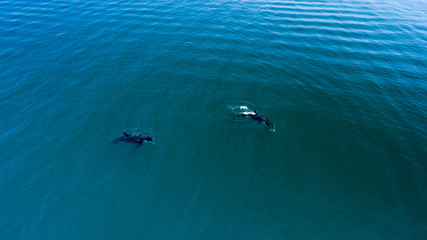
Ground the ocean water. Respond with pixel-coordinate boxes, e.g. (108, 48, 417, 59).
(0, 0, 426, 239)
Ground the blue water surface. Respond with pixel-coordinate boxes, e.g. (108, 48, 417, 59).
(0, 0, 426, 239)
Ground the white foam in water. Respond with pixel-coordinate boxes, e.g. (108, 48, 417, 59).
(240, 106, 255, 115)
(229, 105, 254, 115)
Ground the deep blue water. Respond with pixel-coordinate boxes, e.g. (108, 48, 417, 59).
(0, 0, 426, 239)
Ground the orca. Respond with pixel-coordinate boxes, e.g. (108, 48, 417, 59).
(236, 110, 274, 130)
(113, 132, 154, 147)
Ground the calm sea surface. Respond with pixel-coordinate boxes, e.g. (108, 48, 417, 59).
(0, 0, 426, 239)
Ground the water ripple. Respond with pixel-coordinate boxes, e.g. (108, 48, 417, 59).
(1, 0, 426, 239)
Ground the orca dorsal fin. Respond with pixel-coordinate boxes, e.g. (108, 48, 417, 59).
(123, 132, 129, 136)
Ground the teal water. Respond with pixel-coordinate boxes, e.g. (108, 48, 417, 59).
(1, 0, 426, 239)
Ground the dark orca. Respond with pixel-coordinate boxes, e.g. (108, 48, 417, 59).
(236, 110, 275, 130)
(113, 132, 154, 147)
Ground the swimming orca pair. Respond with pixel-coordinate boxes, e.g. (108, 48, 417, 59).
(236, 110, 274, 130)
(114, 109, 273, 147)
(113, 132, 154, 147)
